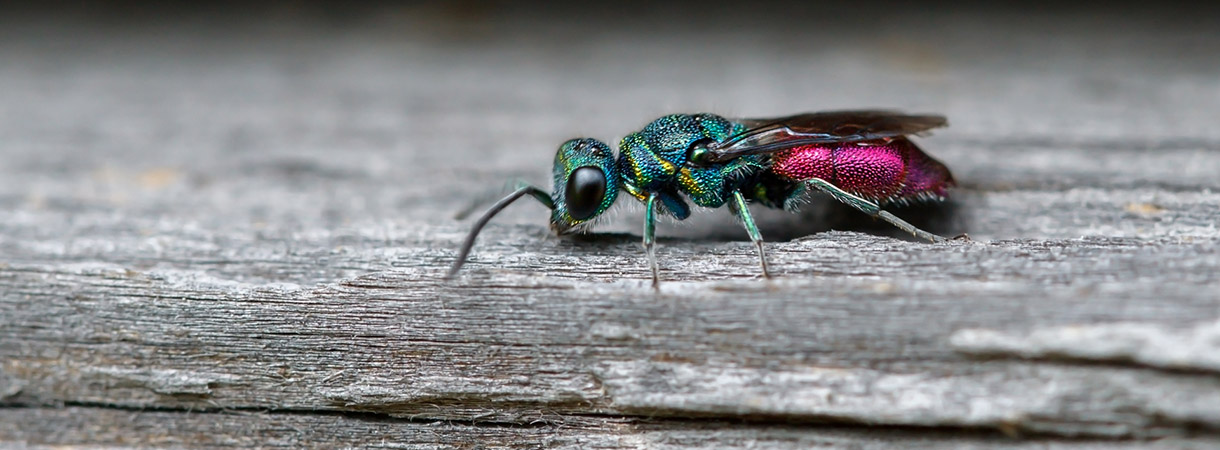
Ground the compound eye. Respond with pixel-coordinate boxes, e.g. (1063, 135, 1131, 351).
(565, 166, 606, 221)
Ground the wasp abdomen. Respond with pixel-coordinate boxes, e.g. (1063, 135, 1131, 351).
(769, 138, 953, 204)
(896, 141, 955, 200)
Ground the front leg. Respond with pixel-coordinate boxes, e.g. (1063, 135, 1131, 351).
(643, 192, 660, 288)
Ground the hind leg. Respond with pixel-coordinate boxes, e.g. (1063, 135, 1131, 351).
(805, 179, 945, 243)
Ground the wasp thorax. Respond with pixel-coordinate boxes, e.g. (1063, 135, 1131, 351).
(551, 138, 620, 233)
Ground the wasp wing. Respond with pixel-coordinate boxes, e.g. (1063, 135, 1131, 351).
(705, 110, 947, 163)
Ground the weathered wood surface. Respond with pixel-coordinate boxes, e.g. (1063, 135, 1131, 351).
(10, 408, 1214, 450)
(3, 2, 1220, 448)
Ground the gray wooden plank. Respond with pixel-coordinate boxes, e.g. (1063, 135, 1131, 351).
(3, 235, 1220, 437)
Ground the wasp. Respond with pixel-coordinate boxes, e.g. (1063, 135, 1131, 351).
(447, 110, 956, 286)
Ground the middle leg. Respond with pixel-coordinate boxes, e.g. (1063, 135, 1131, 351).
(730, 190, 772, 278)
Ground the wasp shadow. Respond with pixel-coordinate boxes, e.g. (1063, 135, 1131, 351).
(555, 191, 971, 245)
(647, 195, 971, 243)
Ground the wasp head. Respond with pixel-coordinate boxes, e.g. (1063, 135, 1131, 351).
(550, 138, 619, 235)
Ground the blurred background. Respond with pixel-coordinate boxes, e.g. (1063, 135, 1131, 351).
(2, 0, 1218, 244)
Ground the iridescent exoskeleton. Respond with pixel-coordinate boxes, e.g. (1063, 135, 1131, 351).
(448, 110, 956, 286)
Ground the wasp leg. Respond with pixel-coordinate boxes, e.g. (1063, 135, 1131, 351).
(644, 193, 660, 288)
(805, 179, 945, 243)
(730, 190, 772, 278)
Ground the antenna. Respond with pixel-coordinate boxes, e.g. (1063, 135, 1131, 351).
(445, 185, 554, 279)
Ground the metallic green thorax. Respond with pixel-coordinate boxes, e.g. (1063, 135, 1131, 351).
(551, 138, 618, 231)
(616, 114, 763, 219)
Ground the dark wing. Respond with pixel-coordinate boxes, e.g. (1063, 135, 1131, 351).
(705, 110, 947, 163)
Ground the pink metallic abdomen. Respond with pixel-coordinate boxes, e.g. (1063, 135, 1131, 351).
(768, 138, 954, 204)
